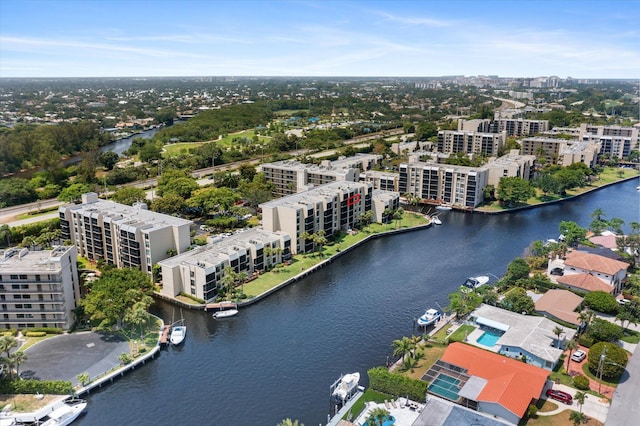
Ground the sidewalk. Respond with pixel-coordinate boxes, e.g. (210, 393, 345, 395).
(537, 382, 610, 423)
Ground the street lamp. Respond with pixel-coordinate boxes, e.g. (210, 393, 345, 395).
(597, 346, 621, 395)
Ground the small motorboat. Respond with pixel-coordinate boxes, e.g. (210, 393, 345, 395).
(207, 301, 239, 319)
(417, 308, 441, 327)
(170, 324, 186, 345)
(41, 399, 87, 426)
(431, 215, 442, 225)
(332, 372, 360, 403)
(463, 275, 490, 289)
(436, 204, 452, 211)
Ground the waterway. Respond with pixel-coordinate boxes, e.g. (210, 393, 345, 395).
(100, 127, 162, 156)
(78, 179, 639, 426)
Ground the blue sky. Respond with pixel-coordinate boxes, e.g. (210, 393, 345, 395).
(1, 0, 639, 78)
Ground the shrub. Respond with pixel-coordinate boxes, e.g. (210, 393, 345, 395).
(587, 342, 628, 379)
(24, 331, 46, 337)
(578, 335, 594, 348)
(573, 375, 590, 390)
(588, 318, 623, 343)
(26, 327, 63, 334)
(583, 291, 619, 315)
(367, 367, 428, 401)
(0, 379, 73, 395)
(527, 404, 538, 418)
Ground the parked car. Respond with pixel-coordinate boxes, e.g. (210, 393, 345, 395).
(550, 267, 564, 276)
(571, 350, 586, 362)
(546, 389, 573, 404)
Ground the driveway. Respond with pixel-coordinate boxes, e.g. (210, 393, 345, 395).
(20, 332, 129, 386)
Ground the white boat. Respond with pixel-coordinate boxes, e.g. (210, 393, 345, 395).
(170, 324, 186, 345)
(332, 372, 360, 402)
(417, 308, 442, 326)
(41, 399, 87, 426)
(462, 275, 490, 289)
(436, 205, 452, 211)
(207, 301, 239, 319)
(431, 216, 442, 225)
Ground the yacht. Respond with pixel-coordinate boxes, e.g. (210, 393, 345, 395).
(417, 308, 441, 326)
(462, 275, 490, 289)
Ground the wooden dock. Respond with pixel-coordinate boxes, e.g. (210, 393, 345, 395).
(159, 325, 171, 345)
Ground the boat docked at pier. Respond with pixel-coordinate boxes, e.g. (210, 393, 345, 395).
(331, 372, 360, 403)
(463, 275, 490, 289)
(417, 308, 441, 327)
(207, 301, 239, 319)
(40, 399, 87, 426)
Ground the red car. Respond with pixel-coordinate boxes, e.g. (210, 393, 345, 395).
(546, 389, 573, 404)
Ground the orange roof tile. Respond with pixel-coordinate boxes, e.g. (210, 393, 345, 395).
(557, 273, 615, 293)
(440, 343, 549, 418)
(564, 251, 628, 275)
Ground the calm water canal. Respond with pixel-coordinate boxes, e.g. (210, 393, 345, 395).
(78, 178, 639, 426)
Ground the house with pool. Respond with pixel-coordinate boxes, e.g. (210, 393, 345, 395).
(423, 343, 549, 425)
(465, 304, 576, 370)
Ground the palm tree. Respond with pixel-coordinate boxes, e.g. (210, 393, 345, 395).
(409, 335, 422, 358)
(590, 208, 605, 222)
(553, 326, 564, 348)
(565, 339, 578, 373)
(0, 335, 18, 359)
(574, 391, 586, 413)
(391, 336, 412, 364)
(578, 309, 595, 334)
(220, 266, 237, 299)
(365, 407, 391, 426)
(11, 351, 27, 379)
(569, 411, 586, 426)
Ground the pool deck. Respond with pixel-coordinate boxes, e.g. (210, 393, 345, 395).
(353, 398, 424, 425)
(466, 328, 501, 352)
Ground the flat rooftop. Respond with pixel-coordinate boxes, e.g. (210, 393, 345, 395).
(260, 181, 369, 209)
(0, 246, 72, 272)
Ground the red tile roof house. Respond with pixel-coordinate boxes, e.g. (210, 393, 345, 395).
(431, 343, 549, 425)
(550, 250, 629, 294)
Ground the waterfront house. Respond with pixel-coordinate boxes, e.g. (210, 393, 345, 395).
(424, 342, 549, 425)
(534, 289, 583, 326)
(467, 304, 575, 370)
(548, 250, 629, 294)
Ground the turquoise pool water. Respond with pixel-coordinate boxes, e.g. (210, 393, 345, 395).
(476, 329, 503, 347)
(364, 415, 395, 426)
(428, 374, 461, 401)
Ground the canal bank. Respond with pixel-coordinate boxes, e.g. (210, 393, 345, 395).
(70, 178, 640, 426)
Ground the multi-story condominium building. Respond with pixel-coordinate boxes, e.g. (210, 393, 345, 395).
(520, 137, 600, 167)
(158, 229, 291, 302)
(493, 118, 549, 136)
(261, 181, 397, 254)
(259, 160, 359, 198)
(320, 153, 382, 172)
(485, 150, 537, 186)
(579, 124, 639, 159)
(457, 118, 492, 133)
(360, 170, 399, 192)
(59, 193, 192, 274)
(437, 130, 506, 156)
(399, 162, 488, 208)
(390, 141, 430, 155)
(0, 246, 79, 330)
(371, 190, 400, 223)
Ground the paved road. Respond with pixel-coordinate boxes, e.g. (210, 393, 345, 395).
(20, 332, 129, 386)
(606, 340, 640, 426)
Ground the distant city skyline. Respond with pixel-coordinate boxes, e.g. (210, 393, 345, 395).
(1, 0, 639, 79)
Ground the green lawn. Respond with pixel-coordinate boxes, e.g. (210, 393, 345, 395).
(163, 142, 206, 156)
(242, 213, 428, 299)
(448, 325, 476, 343)
(215, 130, 272, 149)
(342, 389, 390, 421)
(620, 329, 640, 344)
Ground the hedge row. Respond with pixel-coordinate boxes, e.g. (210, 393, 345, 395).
(26, 327, 64, 334)
(367, 367, 428, 402)
(0, 379, 73, 395)
(24, 331, 47, 337)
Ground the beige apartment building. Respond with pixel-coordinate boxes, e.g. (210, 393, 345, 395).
(0, 246, 79, 330)
(437, 130, 506, 156)
(520, 137, 599, 167)
(260, 181, 398, 254)
(579, 124, 639, 159)
(158, 229, 291, 302)
(59, 193, 192, 274)
(399, 162, 488, 208)
(259, 160, 359, 197)
(494, 118, 549, 136)
(485, 150, 537, 186)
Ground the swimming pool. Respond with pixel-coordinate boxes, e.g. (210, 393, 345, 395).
(428, 374, 461, 401)
(364, 415, 395, 426)
(476, 329, 503, 347)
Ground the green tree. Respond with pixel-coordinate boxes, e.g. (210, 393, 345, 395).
(277, 419, 304, 426)
(238, 163, 257, 182)
(151, 193, 187, 215)
(391, 336, 413, 364)
(11, 351, 27, 379)
(583, 291, 619, 315)
(238, 173, 274, 208)
(574, 391, 586, 413)
(501, 287, 535, 314)
(559, 221, 587, 246)
(98, 151, 120, 170)
(587, 342, 628, 379)
(569, 411, 586, 426)
(187, 187, 240, 216)
(81, 268, 153, 329)
(365, 407, 391, 426)
(496, 177, 535, 207)
(506, 258, 530, 284)
(588, 318, 623, 343)
(553, 326, 564, 348)
(0, 178, 38, 208)
(111, 187, 147, 206)
(535, 172, 561, 196)
(446, 287, 482, 318)
(0, 335, 18, 360)
(58, 183, 91, 203)
(159, 176, 199, 200)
